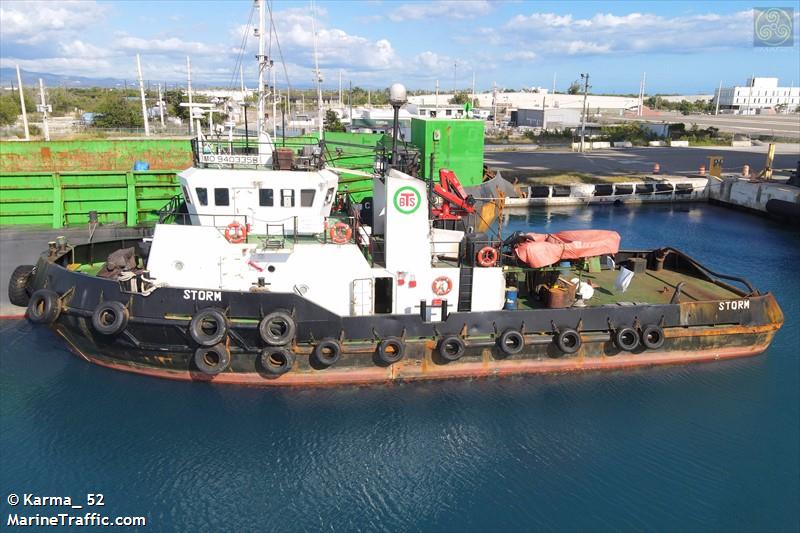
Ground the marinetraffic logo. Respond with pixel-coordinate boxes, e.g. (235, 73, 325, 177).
(753, 7, 794, 47)
(393, 186, 421, 214)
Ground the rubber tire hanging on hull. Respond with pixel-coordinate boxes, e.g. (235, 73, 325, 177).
(27, 289, 61, 324)
(91, 301, 129, 336)
(313, 339, 341, 367)
(641, 325, 665, 350)
(189, 308, 228, 347)
(555, 328, 582, 355)
(437, 336, 466, 362)
(376, 337, 405, 365)
(8, 265, 34, 307)
(193, 344, 230, 376)
(614, 326, 640, 351)
(258, 310, 296, 346)
(260, 348, 295, 376)
(497, 329, 525, 356)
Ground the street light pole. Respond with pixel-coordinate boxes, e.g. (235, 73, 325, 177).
(579, 73, 590, 153)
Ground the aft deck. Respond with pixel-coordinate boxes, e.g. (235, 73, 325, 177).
(516, 265, 743, 310)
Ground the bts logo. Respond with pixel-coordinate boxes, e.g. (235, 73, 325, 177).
(393, 186, 421, 214)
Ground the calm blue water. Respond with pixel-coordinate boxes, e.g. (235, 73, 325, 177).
(1, 204, 798, 532)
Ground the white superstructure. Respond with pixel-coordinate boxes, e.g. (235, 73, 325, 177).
(714, 78, 800, 114)
(147, 169, 505, 318)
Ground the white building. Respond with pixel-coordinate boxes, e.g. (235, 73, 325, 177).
(407, 92, 639, 116)
(714, 78, 800, 114)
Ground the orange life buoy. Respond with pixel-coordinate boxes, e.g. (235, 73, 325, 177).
(225, 221, 247, 244)
(329, 222, 352, 244)
(476, 246, 498, 267)
(431, 276, 453, 296)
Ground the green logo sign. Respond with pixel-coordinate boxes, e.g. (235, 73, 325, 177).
(393, 186, 421, 214)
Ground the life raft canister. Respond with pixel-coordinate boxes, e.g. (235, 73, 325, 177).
(329, 222, 352, 244)
(224, 221, 248, 244)
(476, 246, 498, 267)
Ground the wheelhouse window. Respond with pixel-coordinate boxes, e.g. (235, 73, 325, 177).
(196, 187, 208, 206)
(281, 189, 295, 207)
(182, 186, 192, 205)
(300, 189, 316, 207)
(259, 188, 274, 207)
(214, 188, 229, 206)
(324, 187, 335, 204)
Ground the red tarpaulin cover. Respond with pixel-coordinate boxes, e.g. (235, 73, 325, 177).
(514, 230, 621, 268)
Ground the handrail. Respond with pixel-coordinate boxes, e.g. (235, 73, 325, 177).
(661, 247, 757, 295)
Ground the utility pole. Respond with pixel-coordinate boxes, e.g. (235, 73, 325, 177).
(435, 79, 439, 113)
(453, 61, 457, 94)
(37, 78, 50, 141)
(187, 56, 194, 134)
(744, 73, 754, 115)
(492, 81, 497, 128)
(16, 65, 29, 140)
(157, 83, 165, 127)
(552, 72, 557, 94)
(715, 80, 722, 115)
(579, 73, 590, 152)
(349, 80, 353, 127)
(136, 54, 150, 136)
(338, 69, 343, 108)
(471, 69, 475, 108)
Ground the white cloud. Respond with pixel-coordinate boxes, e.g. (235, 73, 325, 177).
(502, 10, 758, 56)
(0, 1, 108, 44)
(388, 0, 492, 22)
(115, 36, 216, 56)
(503, 51, 537, 62)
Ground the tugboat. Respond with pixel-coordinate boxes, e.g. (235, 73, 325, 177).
(7, 86, 784, 386)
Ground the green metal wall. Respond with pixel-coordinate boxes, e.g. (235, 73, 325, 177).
(411, 118, 484, 183)
(0, 139, 193, 172)
(0, 170, 180, 228)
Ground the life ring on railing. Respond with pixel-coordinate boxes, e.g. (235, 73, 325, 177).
(329, 222, 352, 244)
(476, 246, 498, 267)
(224, 221, 247, 244)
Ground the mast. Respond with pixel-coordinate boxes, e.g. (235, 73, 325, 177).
(186, 56, 194, 134)
(311, 0, 323, 140)
(136, 54, 150, 136)
(15, 65, 29, 141)
(257, 0, 266, 137)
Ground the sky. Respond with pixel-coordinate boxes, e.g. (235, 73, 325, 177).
(1, 0, 799, 94)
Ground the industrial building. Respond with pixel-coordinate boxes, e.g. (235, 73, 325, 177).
(714, 77, 800, 114)
(512, 108, 582, 129)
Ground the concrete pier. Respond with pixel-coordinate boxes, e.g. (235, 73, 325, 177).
(0, 225, 151, 317)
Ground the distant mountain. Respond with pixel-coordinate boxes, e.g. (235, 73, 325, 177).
(0, 68, 130, 88)
(0, 68, 236, 89)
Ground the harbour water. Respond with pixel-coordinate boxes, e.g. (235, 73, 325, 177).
(1, 203, 798, 532)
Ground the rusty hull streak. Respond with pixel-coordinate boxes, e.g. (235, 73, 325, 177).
(56, 325, 780, 388)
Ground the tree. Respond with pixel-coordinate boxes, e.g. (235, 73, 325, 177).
(324, 109, 345, 132)
(0, 94, 20, 126)
(93, 93, 143, 128)
(449, 91, 472, 105)
(567, 81, 581, 95)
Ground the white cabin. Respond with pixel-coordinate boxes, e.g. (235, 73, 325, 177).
(147, 169, 505, 319)
(178, 166, 339, 235)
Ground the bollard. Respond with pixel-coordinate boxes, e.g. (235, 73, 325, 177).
(742, 164, 750, 178)
(653, 163, 661, 174)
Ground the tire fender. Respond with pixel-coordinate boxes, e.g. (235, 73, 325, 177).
(91, 301, 129, 336)
(27, 289, 62, 325)
(189, 307, 228, 347)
